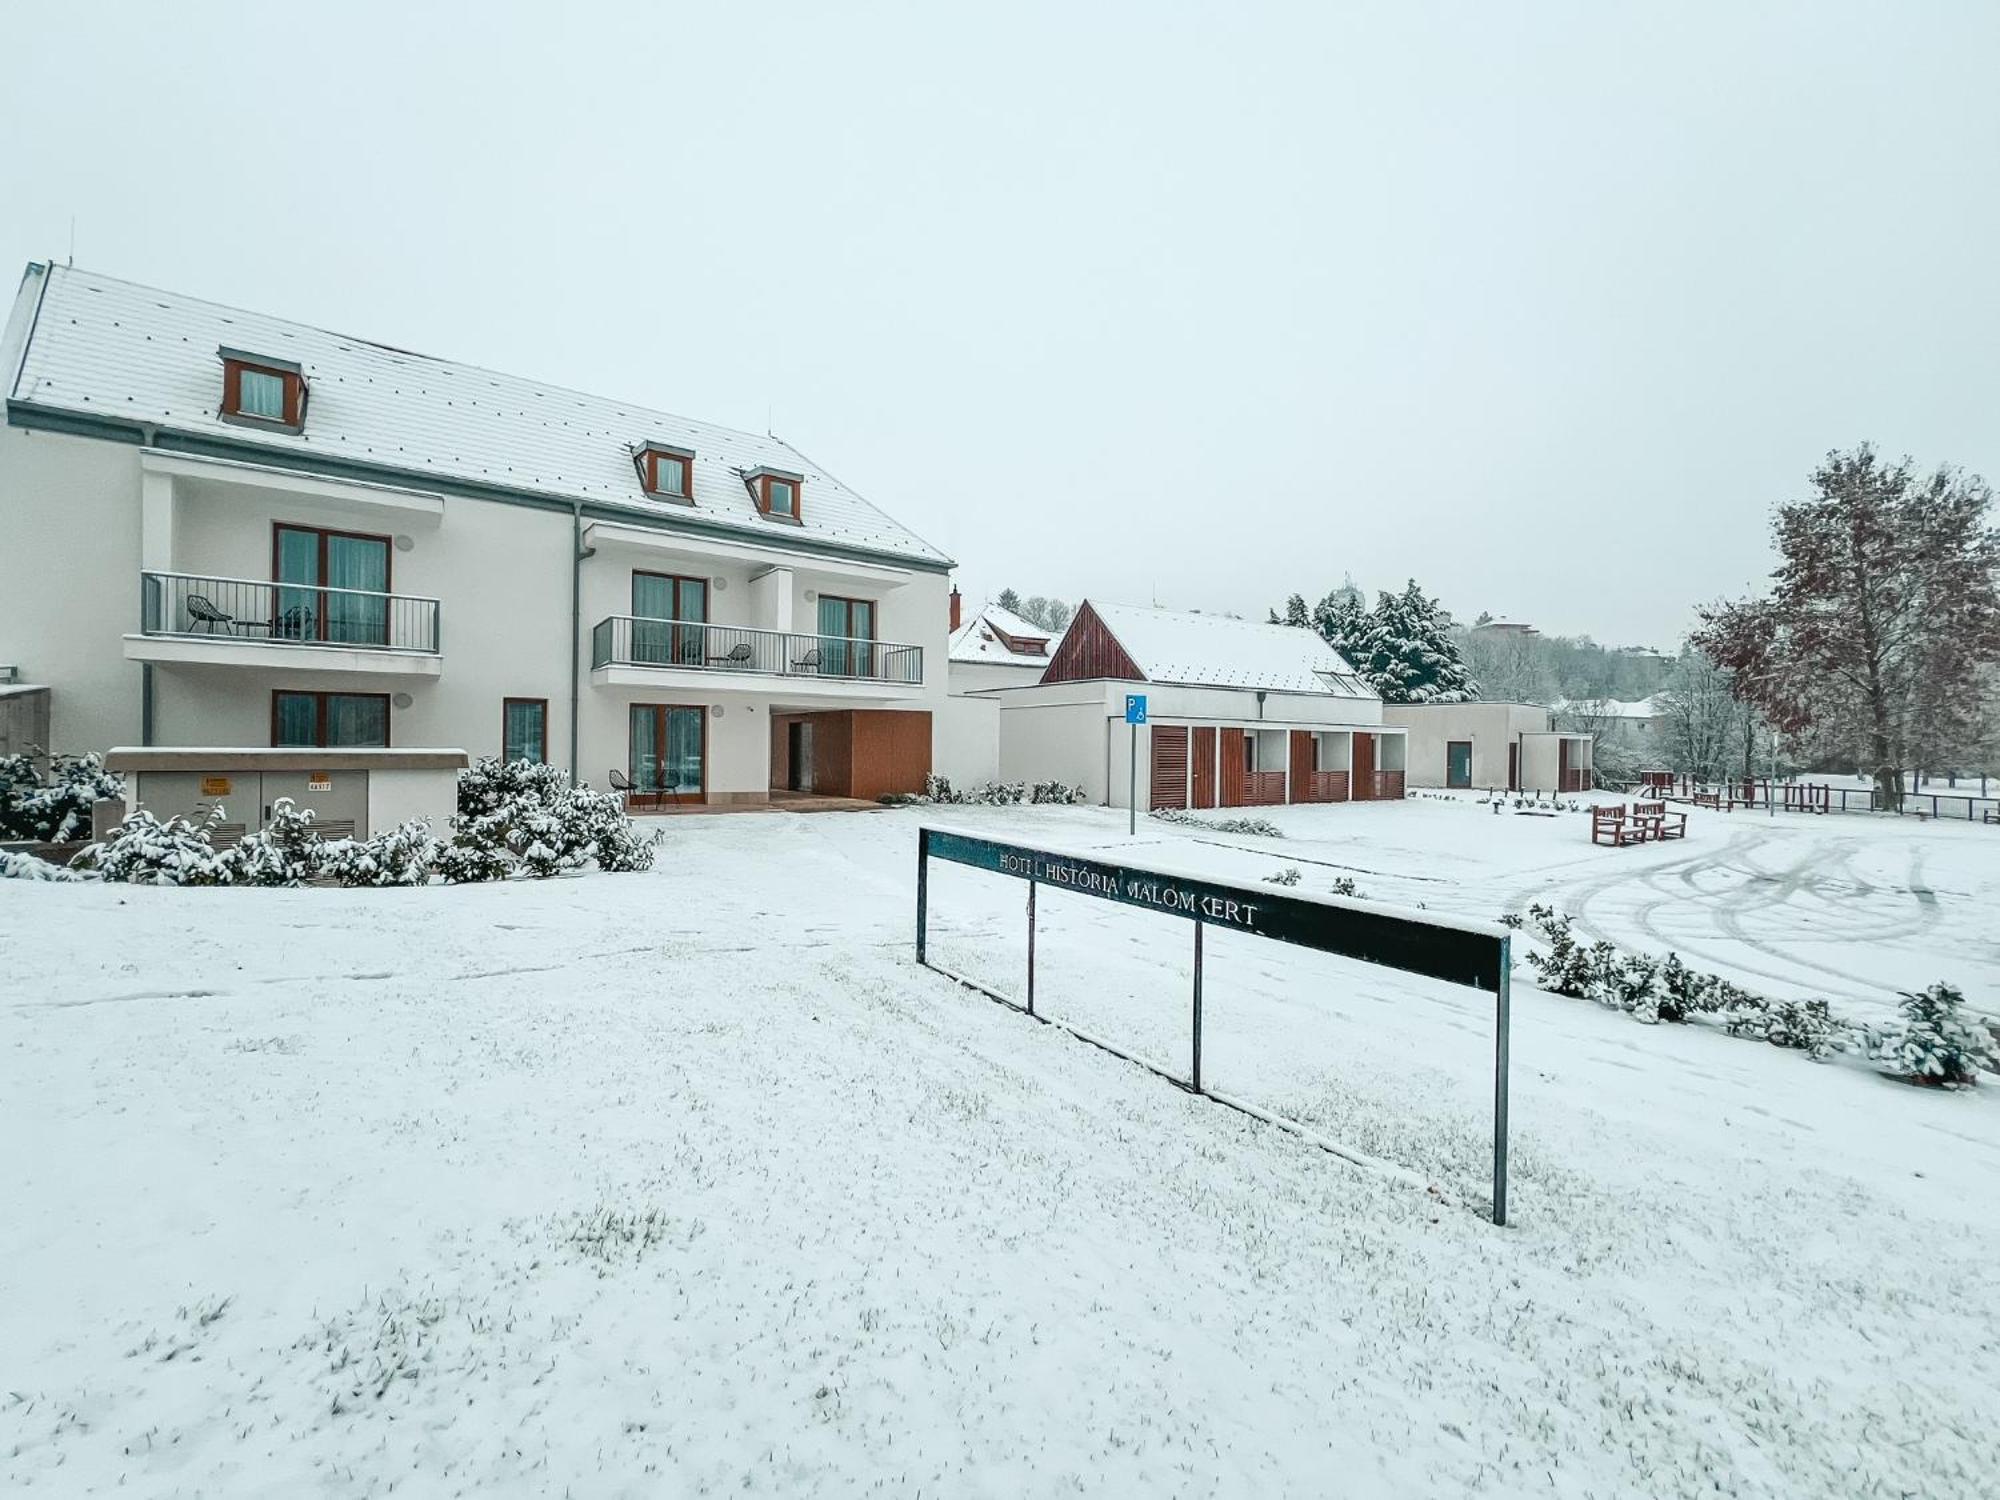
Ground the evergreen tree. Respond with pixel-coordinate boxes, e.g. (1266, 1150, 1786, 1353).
(1347, 580, 1477, 704)
(995, 587, 1023, 614)
(1273, 593, 1310, 628)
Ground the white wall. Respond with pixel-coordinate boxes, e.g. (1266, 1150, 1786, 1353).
(935, 694, 999, 786)
(0, 425, 146, 755)
(1384, 702, 1554, 788)
(948, 660, 1046, 694)
(367, 767, 461, 830)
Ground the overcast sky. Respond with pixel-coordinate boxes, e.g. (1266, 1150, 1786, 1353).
(5, 2, 1995, 647)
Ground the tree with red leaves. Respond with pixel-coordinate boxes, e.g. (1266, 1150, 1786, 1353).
(1694, 446, 2000, 812)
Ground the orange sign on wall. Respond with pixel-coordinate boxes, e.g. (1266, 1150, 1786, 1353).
(200, 776, 231, 797)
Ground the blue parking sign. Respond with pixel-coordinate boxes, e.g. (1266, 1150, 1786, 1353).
(1125, 694, 1148, 725)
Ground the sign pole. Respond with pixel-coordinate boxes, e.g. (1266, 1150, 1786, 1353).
(915, 828, 929, 966)
(1493, 936, 1511, 1227)
(1124, 693, 1147, 837)
(1026, 878, 1037, 1017)
(1191, 917, 1204, 1093)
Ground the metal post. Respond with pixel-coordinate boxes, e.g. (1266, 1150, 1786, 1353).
(1493, 937, 1512, 1227)
(1191, 918, 1204, 1093)
(1026, 878, 1037, 1017)
(915, 829, 929, 965)
(1128, 720, 1137, 836)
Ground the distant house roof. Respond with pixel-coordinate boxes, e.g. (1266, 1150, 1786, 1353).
(1556, 695, 1662, 720)
(948, 602, 1061, 666)
(5, 263, 950, 569)
(1055, 601, 1377, 697)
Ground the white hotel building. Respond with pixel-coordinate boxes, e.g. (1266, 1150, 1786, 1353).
(0, 264, 958, 810)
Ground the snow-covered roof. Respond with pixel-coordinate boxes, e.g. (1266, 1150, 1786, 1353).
(1090, 602, 1376, 696)
(0, 682, 50, 697)
(6, 263, 949, 568)
(948, 601, 1061, 665)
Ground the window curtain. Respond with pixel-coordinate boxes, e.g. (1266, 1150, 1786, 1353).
(326, 694, 388, 747)
(504, 701, 546, 764)
(273, 692, 318, 746)
(274, 527, 320, 640)
(240, 369, 286, 419)
(665, 707, 703, 793)
(629, 705, 661, 789)
(325, 536, 389, 646)
(632, 575, 673, 665)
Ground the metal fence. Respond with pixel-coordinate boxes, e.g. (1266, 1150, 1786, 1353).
(140, 571, 440, 654)
(1638, 773, 1998, 823)
(591, 615, 923, 684)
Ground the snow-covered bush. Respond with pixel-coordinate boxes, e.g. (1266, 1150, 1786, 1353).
(921, 771, 956, 803)
(1518, 904, 1592, 998)
(442, 758, 659, 880)
(1656, 953, 1724, 1024)
(1263, 866, 1302, 886)
(71, 805, 234, 886)
(0, 848, 95, 881)
(0, 751, 122, 843)
(1329, 875, 1364, 898)
(1028, 780, 1089, 805)
(892, 775, 1082, 808)
(1149, 809, 1285, 838)
(226, 798, 326, 887)
(1864, 983, 1992, 1087)
(322, 820, 442, 887)
(1720, 994, 1849, 1059)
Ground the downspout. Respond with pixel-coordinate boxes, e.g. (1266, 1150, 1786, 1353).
(569, 500, 591, 784)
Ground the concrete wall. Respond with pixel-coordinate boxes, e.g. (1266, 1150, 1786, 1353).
(935, 694, 999, 786)
(948, 660, 1046, 694)
(0, 425, 146, 755)
(1384, 702, 1558, 789)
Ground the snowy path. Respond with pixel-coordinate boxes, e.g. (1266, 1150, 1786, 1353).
(3, 803, 1998, 1496)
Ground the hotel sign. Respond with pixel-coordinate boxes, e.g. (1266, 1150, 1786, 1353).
(926, 828, 1505, 991)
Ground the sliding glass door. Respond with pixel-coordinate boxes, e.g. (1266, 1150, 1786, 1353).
(818, 595, 874, 677)
(274, 525, 390, 645)
(633, 572, 708, 666)
(629, 704, 705, 796)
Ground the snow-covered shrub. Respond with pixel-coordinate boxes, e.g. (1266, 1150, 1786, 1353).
(1148, 809, 1285, 838)
(225, 798, 326, 887)
(0, 750, 122, 842)
(1586, 943, 1659, 1017)
(1865, 983, 1992, 1087)
(1519, 904, 1593, 998)
(0, 848, 94, 881)
(1263, 866, 1302, 886)
(322, 820, 442, 887)
(442, 759, 657, 880)
(964, 781, 1026, 805)
(1721, 994, 1848, 1059)
(921, 772, 957, 803)
(1028, 780, 1088, 805)
(1329, 875, 1364, 898)
(1656, 953, 1722, 1024)
(71, 805, 233, 886)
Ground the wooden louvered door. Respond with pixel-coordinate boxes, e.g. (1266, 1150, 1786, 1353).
(1289, 731, 1313, 804)
(1351, 731, 1376, 800)
(1191, 727, 1217, 809)
(1149, 725, 1189, 810)
(1219, 727, 1248, 807)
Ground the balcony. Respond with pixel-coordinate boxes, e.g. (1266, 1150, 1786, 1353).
(590, 616, 924, 700)
(124, 571, 443, 676)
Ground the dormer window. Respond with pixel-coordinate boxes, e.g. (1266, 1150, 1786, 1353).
(635, 442, 696, 503)
(746, 465, 804, 523)
(219, 347, 307, 434)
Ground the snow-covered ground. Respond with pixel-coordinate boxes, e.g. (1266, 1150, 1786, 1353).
(5, 797, 1998, 1496)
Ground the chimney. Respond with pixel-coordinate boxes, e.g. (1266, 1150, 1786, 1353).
(949, 586, 962, 632)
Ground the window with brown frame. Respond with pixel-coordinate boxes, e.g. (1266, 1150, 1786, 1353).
(503, 698, 548, 764)
(220, 347, 308, 433)
(271, 690, 391, 748)
(636, 443, 696, 502)
(746, 466, 805, 523)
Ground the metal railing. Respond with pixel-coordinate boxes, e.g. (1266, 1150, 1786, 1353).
(140, 571, 441, 654)
(591, 615, 923, 685)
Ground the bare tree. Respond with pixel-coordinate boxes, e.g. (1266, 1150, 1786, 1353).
(1696, 446, 2000, 812)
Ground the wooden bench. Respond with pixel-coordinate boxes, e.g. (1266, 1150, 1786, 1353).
(1985, 807, 1999, 826)
(1692, 791, 1720, 811)
(1591, 805, 1646, 847)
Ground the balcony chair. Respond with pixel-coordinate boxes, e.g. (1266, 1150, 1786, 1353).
(609, 768, 661, 812)
(272, 603, 315, 641)
(185, 594, 240, 634)
(790, 646, 821, 672)
(706, 641, 754, 668)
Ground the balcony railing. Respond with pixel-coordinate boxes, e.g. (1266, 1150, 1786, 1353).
(591, 616, 923, 685)
(140, 571, 441, 654)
